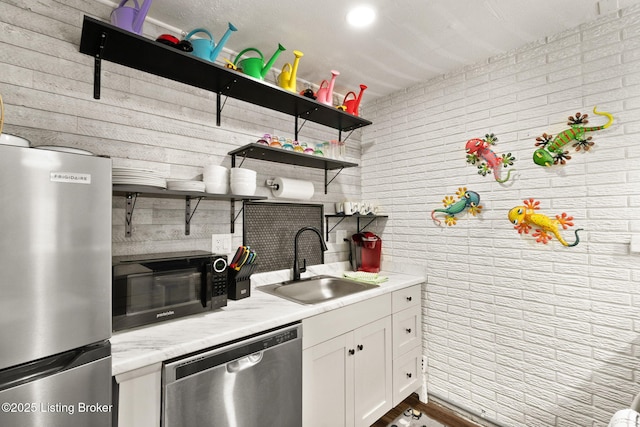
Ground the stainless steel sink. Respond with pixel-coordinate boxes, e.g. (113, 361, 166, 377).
(257, 275, 379, 305)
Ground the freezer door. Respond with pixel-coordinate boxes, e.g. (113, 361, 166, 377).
(0, 146, 112, 370)
(0, 342, 112, 427)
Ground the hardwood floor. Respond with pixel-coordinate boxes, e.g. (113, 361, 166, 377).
(371, 393, 482, 427)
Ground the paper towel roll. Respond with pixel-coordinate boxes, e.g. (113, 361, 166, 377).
(272, 177, 314, 200)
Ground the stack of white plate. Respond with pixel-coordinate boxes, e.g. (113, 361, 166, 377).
(112, 167, 167, 189)
(167, 180, 206, 192)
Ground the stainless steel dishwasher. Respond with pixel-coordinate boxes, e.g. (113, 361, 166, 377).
(162, 322, 302, 427)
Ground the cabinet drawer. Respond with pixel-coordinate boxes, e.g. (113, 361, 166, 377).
(392, 305, 421, 358)
(392, 284, 421, 312)
(392, 345, 422, 407)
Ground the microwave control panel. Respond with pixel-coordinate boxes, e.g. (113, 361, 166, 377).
(210, 255, 228, 309)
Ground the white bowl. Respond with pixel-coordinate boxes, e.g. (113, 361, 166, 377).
(230, 167, 257, 180)
(203, 165, 228, 181)
(231, 177, 255, 184)
(205, 181, 228, 194)
(230, 182, 256, 196)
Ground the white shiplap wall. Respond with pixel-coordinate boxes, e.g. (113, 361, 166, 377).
(0, 0, 364, 260)
(363, 5, 640, 427)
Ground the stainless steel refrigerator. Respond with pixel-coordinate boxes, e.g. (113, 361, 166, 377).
(0, 145, 112, 426)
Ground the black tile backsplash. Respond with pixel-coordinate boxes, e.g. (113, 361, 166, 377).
(243, 202, 324, 274)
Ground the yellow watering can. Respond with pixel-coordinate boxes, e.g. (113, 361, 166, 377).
(277, 50, 303, 93)
(233, 44, 286, 80)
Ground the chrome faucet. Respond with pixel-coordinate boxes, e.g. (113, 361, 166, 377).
(293, 226, 327, 281)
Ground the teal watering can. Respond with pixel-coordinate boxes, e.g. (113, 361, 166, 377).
(233, 44, 286, 80)
(185, 22, 237, 63)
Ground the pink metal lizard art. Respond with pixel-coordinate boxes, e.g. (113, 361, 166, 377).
(465, 133, 515, 183)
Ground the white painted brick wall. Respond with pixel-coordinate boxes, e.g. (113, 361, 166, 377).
(364, 5, 640, 427)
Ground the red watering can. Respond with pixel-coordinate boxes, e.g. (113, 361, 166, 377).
(341, 84, 367, 116)
(110, 0, 153, 35)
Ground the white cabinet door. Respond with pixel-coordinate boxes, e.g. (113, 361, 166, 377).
(353, 316, 393, 427)
(303, 332, 355, 427)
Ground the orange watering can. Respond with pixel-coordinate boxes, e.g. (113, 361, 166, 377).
(341, 84, 367, 116)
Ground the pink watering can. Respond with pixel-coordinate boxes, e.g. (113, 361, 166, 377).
(110, 0, 153, 35)
(315, 70, 339, 106)
(184, 23, 238, 63)
(341, 84, 367, 116)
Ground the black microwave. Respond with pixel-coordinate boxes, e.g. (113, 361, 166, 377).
(112, 251, 228, 331)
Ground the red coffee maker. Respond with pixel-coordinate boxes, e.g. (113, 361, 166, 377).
(350, 232, 382, 273)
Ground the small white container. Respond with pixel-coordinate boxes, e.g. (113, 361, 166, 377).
(204, 180, 228, 194)
(203, 165, 228, 182)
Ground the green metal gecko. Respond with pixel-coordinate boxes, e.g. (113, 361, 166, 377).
(533, 106, 613, 167)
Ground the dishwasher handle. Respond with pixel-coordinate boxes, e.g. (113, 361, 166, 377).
(226, 352, 264, 373)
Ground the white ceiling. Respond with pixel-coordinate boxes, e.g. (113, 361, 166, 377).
(144, 0, 638, 102)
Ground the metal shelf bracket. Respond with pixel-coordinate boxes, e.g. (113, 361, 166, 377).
(185, 196, 203, 236)
(125, 192, 138, 237)
(229, 199, 244, 234)
(216, 78, 237, 126)
(325, 215, 347, 240)
(93, 31, 107, 99)
(325, 165, 344, 194)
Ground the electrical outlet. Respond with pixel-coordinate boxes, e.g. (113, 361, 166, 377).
(211, 234, 232, 254)
(336, 230, 347, 243)
(421, 355, 427, 373)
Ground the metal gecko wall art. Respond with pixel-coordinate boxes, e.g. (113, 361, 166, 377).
(465, 133, 515, 183)
(508, 198, 583, 247)
(431, 187, 482, 226)
(533, 106, 614, 167)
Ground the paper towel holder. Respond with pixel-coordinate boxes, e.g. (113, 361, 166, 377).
(265, 179, 279, 190)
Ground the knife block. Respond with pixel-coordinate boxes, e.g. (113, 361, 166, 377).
(228, 263, 258, 300)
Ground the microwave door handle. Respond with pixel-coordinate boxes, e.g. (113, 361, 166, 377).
(201, 265, 211, 307)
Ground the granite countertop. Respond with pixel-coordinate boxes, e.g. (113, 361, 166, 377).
(110, 262, 425, 377)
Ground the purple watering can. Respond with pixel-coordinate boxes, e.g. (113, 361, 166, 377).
(110, 0, 153, 35)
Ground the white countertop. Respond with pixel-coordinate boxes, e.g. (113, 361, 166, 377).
(110, 262, 425, 377)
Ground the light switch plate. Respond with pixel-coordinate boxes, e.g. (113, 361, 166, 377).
(631, 234, 640, 254)
(212, 234, 232, 253)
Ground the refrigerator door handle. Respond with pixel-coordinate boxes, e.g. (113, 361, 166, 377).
(0, 341, 110, 392)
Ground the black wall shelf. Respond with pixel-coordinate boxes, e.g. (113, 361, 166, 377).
(79, 16, 372, 138)
(325, 214, 389, 240)
(229, 143, 358, 194)
(113, 184, 266, 236)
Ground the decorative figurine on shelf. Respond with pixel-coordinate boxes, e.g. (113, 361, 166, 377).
(465, 133, 515, 183)
(431, 187, 482, 226)
(533, 106, 614, 167)
(508, 198, 583, 247)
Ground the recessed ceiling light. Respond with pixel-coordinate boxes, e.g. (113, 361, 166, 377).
(346, 5, 376, 28)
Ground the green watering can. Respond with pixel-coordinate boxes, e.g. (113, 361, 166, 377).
(233, 44, 286, 80)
